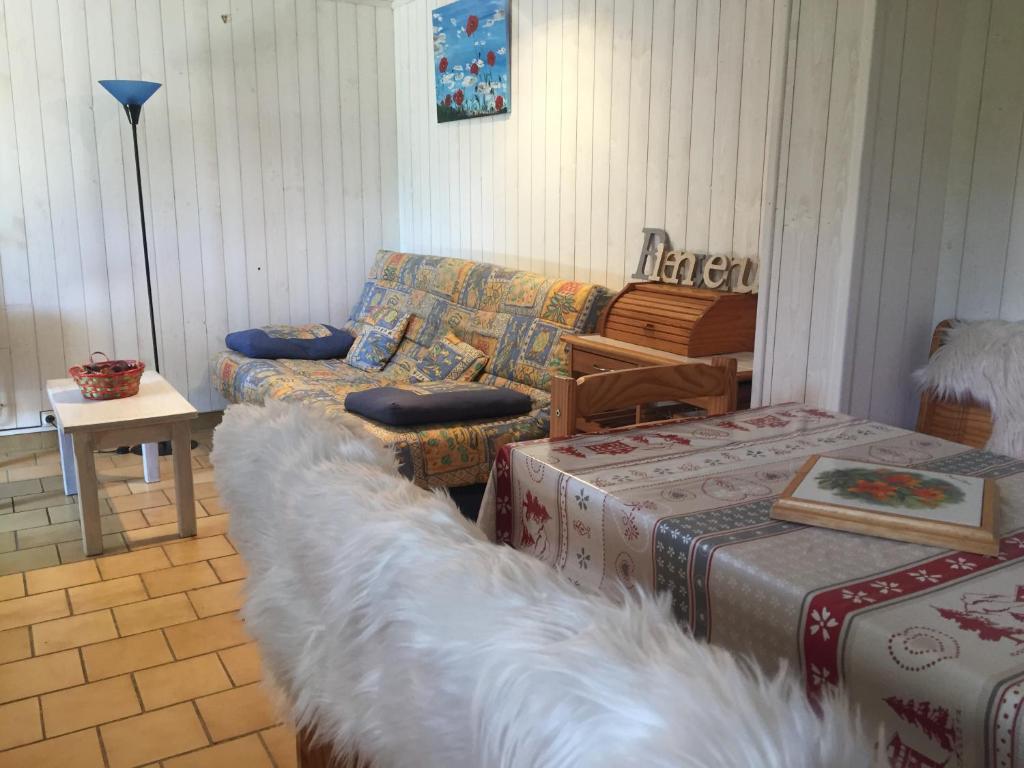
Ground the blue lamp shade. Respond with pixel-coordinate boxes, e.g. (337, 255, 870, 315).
(98, 80, 161, 107)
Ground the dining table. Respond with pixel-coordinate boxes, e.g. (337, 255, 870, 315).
(477, 403, 1024, 768)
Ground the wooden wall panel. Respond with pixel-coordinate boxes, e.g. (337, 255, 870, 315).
(953, 0, 1024, 322)
(6, 0, 1014, 433)
(759, 0, 840, 404)
(1004, 130, 1024, 320)
(0, 0, 43, 428)
(396, 0, 887, 412)
(734, 0, 878, 410)
(894, 0, 964, 421)
(852, 0, 936, 428)
(5, 0, 70, 423)
(0, 0, 398, 425)
(297, 0, 328, 323)
(394, 0, 786, 284)
(802, 0, 877, 408)
(185, 0, 230, 405)
(848, 0, 1024, 428)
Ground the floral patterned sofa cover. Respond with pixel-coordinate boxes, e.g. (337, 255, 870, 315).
(212, 251, 612, 488)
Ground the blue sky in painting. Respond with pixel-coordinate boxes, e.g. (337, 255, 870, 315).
(433, 0, 509, 119)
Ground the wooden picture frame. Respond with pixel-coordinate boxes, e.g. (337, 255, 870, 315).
(771, 456, 999, 556)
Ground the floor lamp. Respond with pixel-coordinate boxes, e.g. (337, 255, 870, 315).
(99, 79, 193, 455)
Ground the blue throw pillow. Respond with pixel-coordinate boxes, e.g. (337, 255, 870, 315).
(345, 382, 533, 426)
(347, 307, 411, 372)
(226, 323, 354, 360)
(412, 333, 488, 382)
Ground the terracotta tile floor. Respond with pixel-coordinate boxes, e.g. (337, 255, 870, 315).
(0, 421, 298, 767)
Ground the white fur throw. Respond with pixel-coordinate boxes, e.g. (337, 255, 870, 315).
(914, 320, 1024, 458)
(212, 401, 877, 768)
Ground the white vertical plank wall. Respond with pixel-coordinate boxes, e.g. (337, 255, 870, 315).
(3, 0, 1021, 431)
(0, 0, 399, 425)
(753, 0, 886, 410)
(396, 0, 883, 412)
(395, 0, 795, 285)
(847, 0, 1024, 428)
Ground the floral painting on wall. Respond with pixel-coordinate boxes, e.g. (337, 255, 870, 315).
(433, 0, 509, 123)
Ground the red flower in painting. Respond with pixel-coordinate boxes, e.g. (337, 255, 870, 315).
(849, 479, 898, 501)
(439, 56, 448, 73)
(487, 50, 496, 66)
(884, 473, 921, 487)
(495, 94, 504, 110)
(444, 93, 452, 107)
(911, 486, 947, 503)
(466, 14, 479, 36)
(454, 89, 464, 106)
(470, 62, 480, 75)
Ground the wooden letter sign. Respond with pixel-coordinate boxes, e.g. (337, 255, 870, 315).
(631, 228, 758, 293)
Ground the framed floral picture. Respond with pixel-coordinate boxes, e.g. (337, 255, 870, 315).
(433, 0, 510, 123)
(771, 456, 998, 555)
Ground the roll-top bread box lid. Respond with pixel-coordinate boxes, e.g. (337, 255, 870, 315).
(597, 282, 757, 357)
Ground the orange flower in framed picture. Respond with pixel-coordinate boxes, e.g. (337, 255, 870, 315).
(770, 456, 999, 556)
(819, 467, 966, 510)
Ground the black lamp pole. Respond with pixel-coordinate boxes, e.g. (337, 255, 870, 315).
(99, 80, 194, 454)
(125, 103, 160, 373)
(98, 79, 162, 372)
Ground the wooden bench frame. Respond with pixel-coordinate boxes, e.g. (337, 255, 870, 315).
(549, 358, 738, 438)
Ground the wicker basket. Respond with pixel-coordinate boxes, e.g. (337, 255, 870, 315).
(69, 352, 145, 401)
(916, 320, 994, 449)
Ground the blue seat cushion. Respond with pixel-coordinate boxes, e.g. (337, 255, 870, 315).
(225, 324, 354, 360)
(344, 382, 533, 427)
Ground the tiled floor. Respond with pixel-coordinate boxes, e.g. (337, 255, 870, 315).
(0, 420, 297, 767)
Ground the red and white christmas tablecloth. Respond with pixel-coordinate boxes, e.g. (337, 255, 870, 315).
(478, 404, 1024, 767)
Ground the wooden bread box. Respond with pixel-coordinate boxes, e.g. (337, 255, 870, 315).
(598, 281, 757, 357)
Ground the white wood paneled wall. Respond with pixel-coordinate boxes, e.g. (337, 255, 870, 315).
(941, 0, 1024, 326)
(752, 0, 879, 409)
(395, 0, 887, 412)
(0, 0, 398, 426)
(4, 0, 1015, 431)
(847, 0, 1024, 428)
(393, 0, 789, 290)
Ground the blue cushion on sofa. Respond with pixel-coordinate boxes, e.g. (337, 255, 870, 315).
(347, 307, 411, 372)
(344, 382, 533, 426)
(226, 324, 354, 360)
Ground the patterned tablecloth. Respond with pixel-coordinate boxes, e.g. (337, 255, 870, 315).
(478, 404, 1024, 768)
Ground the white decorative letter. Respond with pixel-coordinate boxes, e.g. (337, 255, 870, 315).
(631, 228, 670, 280)
(702, 254, 730, 289)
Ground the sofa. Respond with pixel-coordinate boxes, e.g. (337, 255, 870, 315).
(212, 250, 612, 488)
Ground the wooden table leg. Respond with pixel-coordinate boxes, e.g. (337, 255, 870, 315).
(57, 428, 78, 496)
(71, 432, 103, 556)
(172, 421, 196, 538)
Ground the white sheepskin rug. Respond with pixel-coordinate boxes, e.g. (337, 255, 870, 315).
(212, 401, 878, 768)
(915, 320, 1024, 458)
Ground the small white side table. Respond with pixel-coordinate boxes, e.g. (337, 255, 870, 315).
(47, 372, 198, 556)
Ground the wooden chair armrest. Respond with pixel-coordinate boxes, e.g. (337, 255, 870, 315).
(550, 375, 576, 439)
(550, 358, 738, 438)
